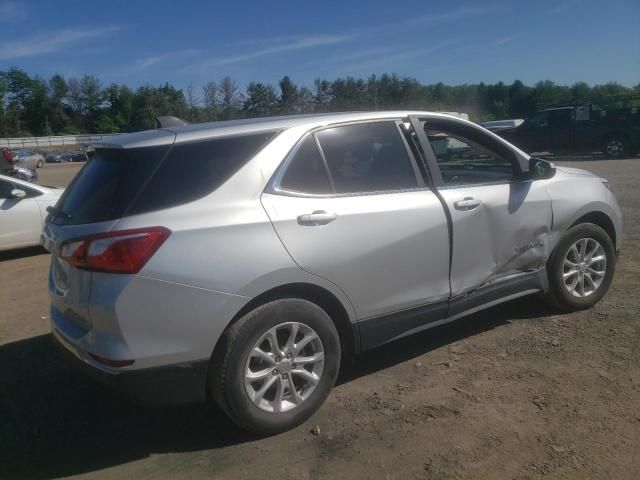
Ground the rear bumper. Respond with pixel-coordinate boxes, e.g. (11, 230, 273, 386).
(51, 328, 209, 407)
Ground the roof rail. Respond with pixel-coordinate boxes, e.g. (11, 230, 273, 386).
(155, 116, 191, 128)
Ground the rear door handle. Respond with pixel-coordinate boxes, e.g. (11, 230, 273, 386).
(454, 197, 481, 211)
(297, 210, 337, 226)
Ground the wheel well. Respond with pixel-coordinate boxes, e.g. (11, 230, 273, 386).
(602, 131, 632, 148)
(212, 283, 357, 367)
(571, 212, 616, 247)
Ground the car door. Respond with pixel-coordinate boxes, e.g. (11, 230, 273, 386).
(548, 109, 573, 152)
(521, 111, 551, 153)
(261, 120, 451, 346)
(0, 179, 43, 249)
(411, 116, 553, 314)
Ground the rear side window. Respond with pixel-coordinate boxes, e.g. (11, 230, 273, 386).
(56, 132, 276, 225)
(316, 122, 418, 194)
(278, 135, 332, 194)
(129, 132, 276, 214)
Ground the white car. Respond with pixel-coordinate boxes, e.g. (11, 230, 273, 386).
(0, 174, 63, 251)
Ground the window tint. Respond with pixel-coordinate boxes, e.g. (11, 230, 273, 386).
(427, 129, 514, 185)
(316, 122, 418, 193)
(56, 132, 276, 225)
(129, 132, 276, 214)
(54, 146, 167, 225)
(528, 112, 549, 128)
(278, 135, 332, 194)
(0, 179, 14, 198)
(549, 109, 571, 127)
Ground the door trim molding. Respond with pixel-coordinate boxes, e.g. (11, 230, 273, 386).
(358, 269, 547, 352)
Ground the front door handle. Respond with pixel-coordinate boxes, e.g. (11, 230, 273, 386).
(454, 197, 481, 211)
(297, 210, 337, 226)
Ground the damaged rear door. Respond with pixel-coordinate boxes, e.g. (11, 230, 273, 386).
(410, 116, 552, 305)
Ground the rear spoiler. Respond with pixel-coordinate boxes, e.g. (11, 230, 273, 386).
(156, 116, 191, 129)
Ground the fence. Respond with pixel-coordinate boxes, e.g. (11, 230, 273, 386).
(0, 133, 120, 149)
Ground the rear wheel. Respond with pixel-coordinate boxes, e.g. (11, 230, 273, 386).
(36, 159, 44, 168)
(543, 223, 615, 311)
(210, 299, 341, 434)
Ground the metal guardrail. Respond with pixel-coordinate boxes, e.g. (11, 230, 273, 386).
(0, 133, 121, 149)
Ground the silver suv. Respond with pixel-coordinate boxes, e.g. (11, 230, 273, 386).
(45, 112, 622, 434)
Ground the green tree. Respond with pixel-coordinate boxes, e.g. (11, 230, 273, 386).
(278, 75, 298, 113)
(25, 76, 51, 135)
(202, 81, 218, 121)
(243, 82, 278, 117)
(2, 67, 33, 135)
(218, 76, 240, 119)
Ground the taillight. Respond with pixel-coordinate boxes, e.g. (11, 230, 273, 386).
(2, 148, 14, 164)
(59, 227, 171, 274)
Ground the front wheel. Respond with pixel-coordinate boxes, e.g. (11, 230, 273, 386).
(36, 159, 44, 168)
(603, 136, 625, 158)
(210, 299, 341, 434)
(543, 223, 616, 311)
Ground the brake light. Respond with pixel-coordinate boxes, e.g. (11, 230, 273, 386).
(59, 227, 171, 274)
(2, 148, 14, 164)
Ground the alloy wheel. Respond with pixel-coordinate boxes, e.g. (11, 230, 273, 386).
(562, 238, 606, 298)
(244, 322, 325, 413)
(606, 139, 624, 157)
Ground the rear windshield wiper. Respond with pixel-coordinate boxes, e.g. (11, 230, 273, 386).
(46, 205, 72, 220)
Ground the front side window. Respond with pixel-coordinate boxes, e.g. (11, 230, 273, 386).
(549, 109, 571, 127)
(527, 112, 549, 128)
(278, 135, 332, 194)
(316, 122, 418, 194)
(426, 129, 515, 185)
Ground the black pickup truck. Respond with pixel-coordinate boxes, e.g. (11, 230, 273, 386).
(495, 105, 640, 158)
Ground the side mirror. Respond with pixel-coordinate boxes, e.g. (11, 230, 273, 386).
(11, 188, 26, 198)
(529, 157, 556, 180)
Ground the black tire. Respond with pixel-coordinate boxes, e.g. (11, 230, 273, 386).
(603, 136, 626, 159)
(543, 223, 616, 311)
(210, 298, 341, 434)
(36, 159, 43, 168)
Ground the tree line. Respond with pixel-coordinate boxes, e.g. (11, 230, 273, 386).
(0, 66, 638, 137)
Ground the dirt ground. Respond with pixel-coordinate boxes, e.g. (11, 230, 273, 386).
(1, 159, 639, 479)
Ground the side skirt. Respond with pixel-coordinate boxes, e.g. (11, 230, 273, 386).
(358, 270, 546, 352)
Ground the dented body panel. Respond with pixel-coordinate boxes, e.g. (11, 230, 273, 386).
(438, 179, 553, 295)
(544, 166, 622, 253)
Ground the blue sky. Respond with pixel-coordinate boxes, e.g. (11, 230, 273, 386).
(1, 0, 638, 92)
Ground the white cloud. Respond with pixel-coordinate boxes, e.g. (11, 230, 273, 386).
(409, 6, 498, 25)
(0, 26, 121, 61)
(0, 1, 26, 22)
(136, 49, 202, 71)
(344, 41, 457, 73)
(201, 34, 355, 67)
(138, 56, 162, 70)
(493, 35, 516, 46)
(550, 1, 579, 14)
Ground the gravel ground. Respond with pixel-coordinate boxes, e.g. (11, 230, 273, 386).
(1, 158, 638, 479)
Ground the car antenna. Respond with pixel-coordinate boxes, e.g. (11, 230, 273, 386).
(155, 116, 191, 128)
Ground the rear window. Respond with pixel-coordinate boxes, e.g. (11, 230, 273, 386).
(55, 131, 276, 225)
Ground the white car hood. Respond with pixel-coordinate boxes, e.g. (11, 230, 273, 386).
(555, 166, 597, 177)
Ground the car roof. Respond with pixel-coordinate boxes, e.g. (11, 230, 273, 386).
(539, 107, 574, 112)
(92, 111, 471, 149)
